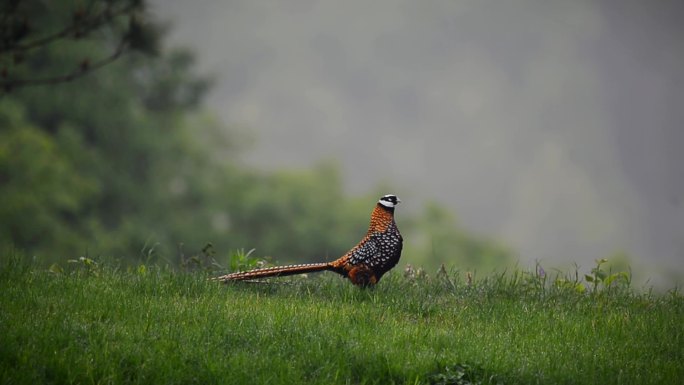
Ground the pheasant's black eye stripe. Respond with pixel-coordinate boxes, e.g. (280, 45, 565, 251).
(214, 194, 403, 287)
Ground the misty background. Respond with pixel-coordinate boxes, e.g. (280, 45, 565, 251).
(149, 1, 683, 283)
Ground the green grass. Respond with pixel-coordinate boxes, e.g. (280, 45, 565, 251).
(1, 256, 682, 385)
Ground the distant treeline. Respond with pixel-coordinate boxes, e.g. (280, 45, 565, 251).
(0, 0, 511, 271)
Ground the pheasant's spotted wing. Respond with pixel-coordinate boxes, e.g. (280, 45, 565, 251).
(347, 236, 380, 266)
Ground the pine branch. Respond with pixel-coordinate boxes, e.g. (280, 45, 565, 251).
(1, 39, 127, 91)
(1, 2, 138, 54)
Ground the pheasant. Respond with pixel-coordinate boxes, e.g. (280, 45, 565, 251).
(214, 194, 403, 286)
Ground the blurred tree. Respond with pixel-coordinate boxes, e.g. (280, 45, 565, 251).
(404, 202, 514, 272)
(0, 0, 219, 262)
(1, 0, 159, 91)
(220, 162, 371, 262)
(0, 100, 98, 252)
(0, 0, 368, 265)
(0, 1, 515, 273)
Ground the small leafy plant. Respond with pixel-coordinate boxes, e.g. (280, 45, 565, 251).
(180, 242, 224, 272)
(584, 258, 631, 293)
(49, 256, 103, 277)
(67, 256, 100, 276)
(554, 262, 587, 294)
(227, 247, 270, 273)
(428, 363, 503, 385)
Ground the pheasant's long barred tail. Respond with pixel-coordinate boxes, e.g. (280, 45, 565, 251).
(213, 263, 331, 282)
(213, 194, 403, 287)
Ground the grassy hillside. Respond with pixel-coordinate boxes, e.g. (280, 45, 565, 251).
(1, 256, 682, 385)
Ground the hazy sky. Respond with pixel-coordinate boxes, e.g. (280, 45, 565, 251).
(150, 0, 683, 283)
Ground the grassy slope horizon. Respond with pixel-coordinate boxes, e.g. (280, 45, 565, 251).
(1, 255, 682, 385)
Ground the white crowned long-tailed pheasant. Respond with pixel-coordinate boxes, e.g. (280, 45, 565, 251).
(214, 194, 403, 286)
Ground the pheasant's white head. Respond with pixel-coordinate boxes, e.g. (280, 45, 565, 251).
(378, 194, 401, 208)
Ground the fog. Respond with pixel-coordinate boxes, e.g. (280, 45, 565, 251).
(150, 0, 683, 283)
